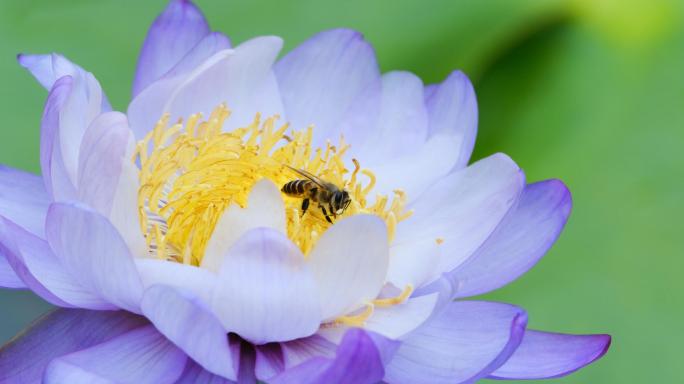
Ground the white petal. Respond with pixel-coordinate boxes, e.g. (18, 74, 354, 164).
(212, 228, 321, 344)
(202, 179, 286, 272)
(136, 258, 216, 305)
(307, 215, 389, 320)
(365, 292, 439, 340)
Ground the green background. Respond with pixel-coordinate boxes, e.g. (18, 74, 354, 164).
(0, 0, 682, 382)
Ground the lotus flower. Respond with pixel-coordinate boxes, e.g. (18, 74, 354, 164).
(0, 1, 610, 383)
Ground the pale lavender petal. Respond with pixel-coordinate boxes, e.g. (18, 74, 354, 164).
(136, 259, 216, 305)
(162, 31, 232, 80)
(141, 284, 237, 380)
(388, 153, 524, 289)
(0, 164, 49, 237)
(307, 215, 389, 320)
(453, 179, 572, 298)
(275, 29, 380, 145)
(20, 54, 109, 189)
(46, 202, 144, 312)
(0, 309, 147, 383)
(39, 75, 78, 201)
(77, 112, 133, 216)
(18, 53, 111, 111)
(384, 301, 527, 384)
(128, 37, 283, 140)
(425, 70, 478, 169)
(0, 215, 114, 309)
(44, 325, 187, 384)
(212, 227, 321, 344)
(353, 71, 429, 163)
(176, 360, 235, 384)
(132, 0, 210, 96)
(489, 330, 611, 380)
(270, 329, 398, 384)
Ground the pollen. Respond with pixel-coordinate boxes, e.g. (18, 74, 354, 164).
(134, 104, 412, 265)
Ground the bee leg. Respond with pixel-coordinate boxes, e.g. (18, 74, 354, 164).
(320, 205, 333, 224)
(301, 198, 310, 216)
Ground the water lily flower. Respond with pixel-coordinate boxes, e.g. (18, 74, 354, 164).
(0, 1, 610, 383)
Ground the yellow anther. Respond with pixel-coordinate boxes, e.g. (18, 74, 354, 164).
(372, 285, 414, 307)
(332, 304, 375, 327)
(435, 238, 445, 245)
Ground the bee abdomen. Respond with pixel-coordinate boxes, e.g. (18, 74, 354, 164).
(282, 179, 310, 196)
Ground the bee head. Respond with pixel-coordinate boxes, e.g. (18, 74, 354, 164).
(333, 190, 352, 215)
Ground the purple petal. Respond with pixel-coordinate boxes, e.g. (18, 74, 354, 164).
(176, 360, 235, 384)
(162, 32, 232, 80)
(45, 202, 144, 312)
(270, 329, 398, 384)
(128, 37, 283, 140)
(141, 284, 237, 380)
(0, 309, 147, 383)
(489, 330, 611, 380)
(132, 0, 211, 97)
(212, 228, 321, 344)
(388, 153, 524, 288)
(384, 301, 527, 384)
(275, 29, 380, 145)
(425, 70, 478, 169)
(307, 215, 389, 320)
(44, 325, 187, 384)
(0, 215, 114, 309)
(77, 112, 133, 216)
(452, 179, 572, 298)
(0, 164, 49, 237)
(0, 252, 24, 288)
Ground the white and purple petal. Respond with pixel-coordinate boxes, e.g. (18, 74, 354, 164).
(212, 227, 321, 344)
(0, 309, 147, 383)
(275, 29, 380, 146)
(489, 330, 611, 380)
(307, 215, 389, 320)
(140, 284, 237, 380)
(388, 153, 524, 288)
(45, 202, 144, 312)
(452, 179, 572, 298)
(384, 301, 527, 384)
(44, 325, 186, 384)
(132, 0, 211, 96)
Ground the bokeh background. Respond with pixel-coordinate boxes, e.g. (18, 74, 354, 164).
(0, 0, 682, 382)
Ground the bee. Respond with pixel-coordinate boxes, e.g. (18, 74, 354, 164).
(281, 165, 352, 224)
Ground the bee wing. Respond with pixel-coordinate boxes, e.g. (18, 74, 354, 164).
(284, 165, 327, 189)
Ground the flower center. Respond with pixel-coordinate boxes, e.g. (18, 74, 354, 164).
(133, 104, 412, 266)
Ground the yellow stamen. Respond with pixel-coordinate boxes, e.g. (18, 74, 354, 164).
(331, 304, 375, 327)
(372, 285, 414, 307)
(133, 104, 411, 265)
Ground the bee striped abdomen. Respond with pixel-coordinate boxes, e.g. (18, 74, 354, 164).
(282, 179, 312, 196)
